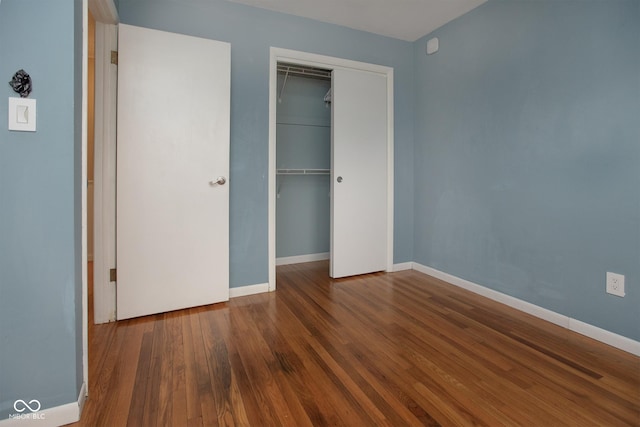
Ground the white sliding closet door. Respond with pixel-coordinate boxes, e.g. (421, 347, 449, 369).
(116, 24, 230, 319)
(330, 69, 388, 278)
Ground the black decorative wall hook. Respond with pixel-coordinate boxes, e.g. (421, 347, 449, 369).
(9, 69, 32, 98)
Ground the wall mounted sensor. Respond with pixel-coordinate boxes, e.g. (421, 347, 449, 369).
(426, 37, 439, 55)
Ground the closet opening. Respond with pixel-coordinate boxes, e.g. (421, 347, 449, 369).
(269, 47, 395, 291)
(275, 62, 332, 269)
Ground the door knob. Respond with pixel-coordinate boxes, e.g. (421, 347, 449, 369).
(337, 176, 343, 183)
(209, 176, 226, 186)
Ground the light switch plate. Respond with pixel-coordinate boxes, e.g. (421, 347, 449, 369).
(8, 97, 37, 132)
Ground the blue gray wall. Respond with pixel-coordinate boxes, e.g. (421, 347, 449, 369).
(413, 0, 640, 340)
(118, 0, 416, 287)
(276, 74, 331, 258)
(0, 0, 84, 418)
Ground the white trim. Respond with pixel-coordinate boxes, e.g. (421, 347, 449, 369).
(93, 22, 118, 324)
(77, 382, 88, 418)
(385, 69, 395, 273)
(392, 262, 413, 272)
(276, 252, 329, 266)
(412, 262, 640, 356)
(413, 263, 568, 327)
(569, 318, 640, 356)
(268, 47, 394, 292)
(229, 283, 270, 298)
(88, 0, 118, 24)
(268, 51, 277, 292)
(81, 0, 89, 403)
(0, 382, 86, 427)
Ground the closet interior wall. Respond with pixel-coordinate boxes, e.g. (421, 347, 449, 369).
(276, 64, 332, 264)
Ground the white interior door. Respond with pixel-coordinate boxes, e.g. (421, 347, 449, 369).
(116, 24, 230, 320)
(330, 68, 388, 278)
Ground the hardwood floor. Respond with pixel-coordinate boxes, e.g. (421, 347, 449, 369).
(71, 261, 640, 426)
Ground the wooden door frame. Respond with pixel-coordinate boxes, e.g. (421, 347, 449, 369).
(91, 0, 118, 324)
(268, 47, 395, 291)
(89, 0, 118, 23)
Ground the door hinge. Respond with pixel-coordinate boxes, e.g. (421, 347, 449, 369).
(110, 268, 117, 282)
(110, 50, 118, 65)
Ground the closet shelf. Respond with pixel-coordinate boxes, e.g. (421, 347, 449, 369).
(277, 63, 331, 80)
(277, 169, 330, 175)
(276, 122, 330, 128)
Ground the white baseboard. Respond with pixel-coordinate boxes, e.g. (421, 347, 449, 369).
(568, 318, 640, 356)
(276, 252, 329, 266)
(0, 382, 86, 427)
(413, 263, 568, 328)
(229, 282, 270, 298)
(392, 262, 413, 272)
(77, 382, 87, 417)
(412, 262, 640, 356)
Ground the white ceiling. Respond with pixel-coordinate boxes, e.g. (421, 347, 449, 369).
(224, 0, 487, 41)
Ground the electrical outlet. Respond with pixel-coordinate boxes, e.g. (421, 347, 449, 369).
(606, 272, 625, 297)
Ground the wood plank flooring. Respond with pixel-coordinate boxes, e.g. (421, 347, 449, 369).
(70, 261, 640, 426)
